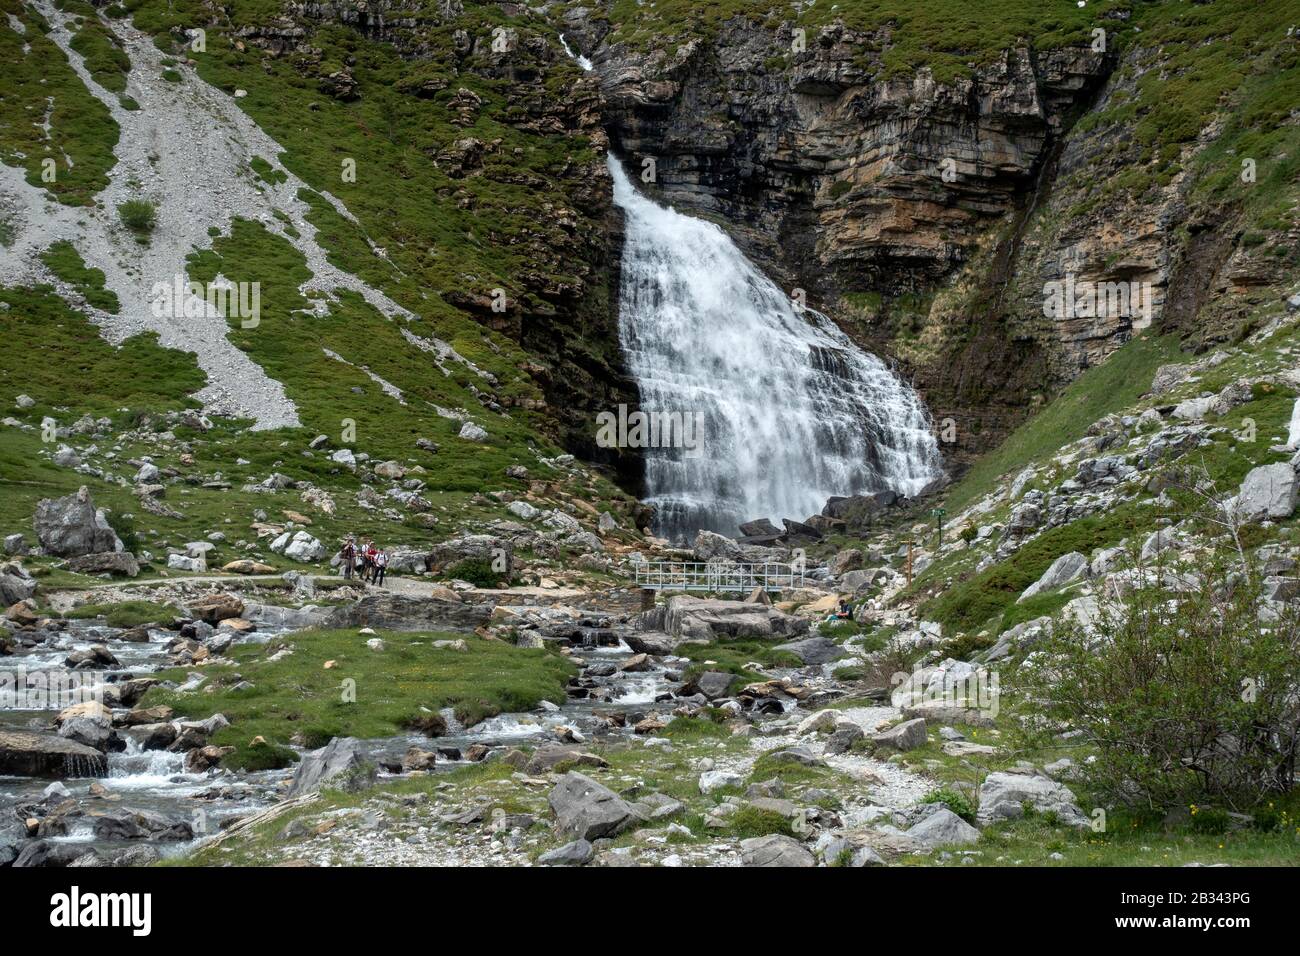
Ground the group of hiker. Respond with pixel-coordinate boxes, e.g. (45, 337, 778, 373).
(339, 537, 389, 586)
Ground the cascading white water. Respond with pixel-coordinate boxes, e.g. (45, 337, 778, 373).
(607, 158, 943, 540)
(560, 34, 941, 540)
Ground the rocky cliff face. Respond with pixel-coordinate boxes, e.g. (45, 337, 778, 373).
(565, 6, 1296, 475)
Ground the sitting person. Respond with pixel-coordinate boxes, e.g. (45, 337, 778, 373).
(824, 598, 853, 624)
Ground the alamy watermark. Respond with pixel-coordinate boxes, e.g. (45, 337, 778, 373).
(149, 274, 261, 328)
(0, 667, 106, 709)
(595, 404, 704, 458)
(891, 661, 1001, 719)
(1043, 274, 1154, 328)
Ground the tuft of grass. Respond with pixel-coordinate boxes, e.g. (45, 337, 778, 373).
(117, 198, 158, 236)
(65, 599, 179, 628)
(727, 805, 793, 839)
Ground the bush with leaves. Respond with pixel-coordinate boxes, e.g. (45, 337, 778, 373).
(1015, 555, 1300, 811)
(443, 557, 503, 589)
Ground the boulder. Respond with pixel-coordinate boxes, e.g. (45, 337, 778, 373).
(33, 486, 123, 557)
(906, 807, 980, 847)
(167, 553, 205, 572)
(89, 809, 192, 842)
(0, 562, 37, 606)
(692, 530, 741, 561)
(976, 771, 1089, 828)
(738, 518, 782, 538)
(694, 670, 735, 700)
(773, 635, 845, 665)
(872, 718, 928, 751)
(188, 593, 244, 623)
(638, 594, 808, 641)
(426, 534, 513, 579)
(66, 551, 139, 577)
(221, 559, 276, 575)
(548, 771, 637, 841)
(284, 531, 326, 562)
(698, 770, 744, 794)
(781, 518, 822, 541)
(831, 549, 863, 575)
(1233, 463, 1298, 522)
(739, 834, 815, 867)
(287, 736, 375, 797)
(0, 730, 108, 777)
(538, 839, 595, 866)
(825, 723, 865, 755)
(13, 840, 101, 868)
(1017, 551, 1088, 602)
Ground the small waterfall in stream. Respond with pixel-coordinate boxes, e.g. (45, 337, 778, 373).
(607, 158, 943, 540)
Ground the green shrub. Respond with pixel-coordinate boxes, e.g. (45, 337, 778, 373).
(922, 787, 977, 823)
(729, 806, 793, 839)
(443, 557, 503, 588)
(1189, 807, 1231, 835)
(117, 198, 157, 235)
(1016, 554, 1300, 811)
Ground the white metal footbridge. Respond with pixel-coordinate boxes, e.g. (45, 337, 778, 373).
(631, 561, 805, 593)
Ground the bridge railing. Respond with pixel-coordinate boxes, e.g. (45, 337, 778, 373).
(632, 561, 805, 592)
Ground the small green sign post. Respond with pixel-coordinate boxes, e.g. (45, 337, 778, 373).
(931, 507, 947, 545)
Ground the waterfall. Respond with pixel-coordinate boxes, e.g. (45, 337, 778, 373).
(607, 158, 943, 540)
(559, 32, 942, 540)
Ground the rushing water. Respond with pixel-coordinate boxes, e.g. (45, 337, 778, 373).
(607, 157, 943, 540)
(0, 613, 677, 863)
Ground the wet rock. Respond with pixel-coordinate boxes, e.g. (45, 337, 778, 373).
(13, 840, 101, 868)
(64, 645, 118, 668)
(186, 745, 233, 772)
(123, 722, 177, 751)
(738, 518, 782, 537)
(624, 631, 677, 656)
(638, 594, 808, 641)
(0, 730, 108, 778)
(188, 593, 244, 623)
(89, 809, 193, 842)
(401, 746, 437, 771)
(694, 670, 735, 700)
